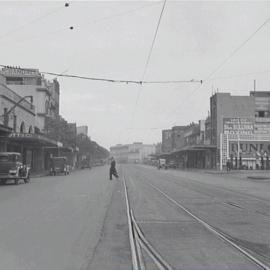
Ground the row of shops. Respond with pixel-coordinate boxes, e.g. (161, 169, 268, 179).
(160, 91, 270, 170)
(156, 145, 217, 169)
(0, 130, 77, 173)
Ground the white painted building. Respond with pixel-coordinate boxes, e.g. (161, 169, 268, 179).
(0, 67, 59, 133)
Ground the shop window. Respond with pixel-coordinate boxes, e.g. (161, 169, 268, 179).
(13, 115, 17, 132)
(28, 126, 33, 134)
(45, 100, 49, 114)
(258, 111, 265, 117)
(20, 122, 25, 133)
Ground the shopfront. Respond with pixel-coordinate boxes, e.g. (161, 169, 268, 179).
(7, 133, 62, 173)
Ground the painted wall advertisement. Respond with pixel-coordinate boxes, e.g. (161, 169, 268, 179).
(223, 118, 254, 135)
(229, 141, 270, 158)
(223, 118, 270, 158)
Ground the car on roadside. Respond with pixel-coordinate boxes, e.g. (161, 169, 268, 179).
(167, 160, 177, 169)
(157, 158, 168, 169)
(81, 158, 91, 169)
(0, 152, 30, 185)
(50, 156, 70, 176)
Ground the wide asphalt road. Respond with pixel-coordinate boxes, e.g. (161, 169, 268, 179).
(1, 164, 270, 270)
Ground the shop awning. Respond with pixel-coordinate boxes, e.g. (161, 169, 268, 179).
(0, 124, 12, 134)
(166, 144, 217, 156)
(8, 133, 62, 147)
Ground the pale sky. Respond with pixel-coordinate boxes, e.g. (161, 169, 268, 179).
(0, 1, 270, 149)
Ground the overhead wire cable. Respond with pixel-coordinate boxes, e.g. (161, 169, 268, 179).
(0, 65, 201, 85)
(77, 1, 163, 30)
(0, 4, 66, 41)
(127, 0, 167, 143)
(13, 2, 162, 45)
(160, 14, 270, 127)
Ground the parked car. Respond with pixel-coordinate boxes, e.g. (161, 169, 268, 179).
(167, 160, 177, 169)
(157, 158, 167, 169)
(50, 157, 70, 176)
(0, 152, 30, 185)
(81, 158, 91, 169)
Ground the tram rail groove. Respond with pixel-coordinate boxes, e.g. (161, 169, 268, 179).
(123, 176, 173, 270)
(147, 181, 270, 270)
(123, 177, 141, 270)
(131, 209, 173, 270)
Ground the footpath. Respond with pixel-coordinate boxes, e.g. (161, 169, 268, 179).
(205, 169, 270, 180)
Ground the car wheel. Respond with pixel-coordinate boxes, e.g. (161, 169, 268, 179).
(25, 174, 30, 183)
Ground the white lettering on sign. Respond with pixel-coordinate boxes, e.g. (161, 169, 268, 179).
(223, 118, 254, 135)
(9, 133, 34, 138)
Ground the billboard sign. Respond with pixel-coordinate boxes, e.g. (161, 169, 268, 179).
(223, 118, 254, 135)
(229, 141, 270, 158)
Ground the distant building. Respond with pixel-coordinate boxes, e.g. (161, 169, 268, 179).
(110, 144, 129, 163)
(162, 129, 173, 153)
(210, 92, 255, 147)
(77, 125, 88, 136)
(110, 142, 155, 163)
(161, 91, 270, 170)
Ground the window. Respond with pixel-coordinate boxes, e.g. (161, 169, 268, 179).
(28, 126, 33, 134)
(20, 122, 25, 133)
(258, 111, 265, 117)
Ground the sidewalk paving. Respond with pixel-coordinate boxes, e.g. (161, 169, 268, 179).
(31, 170, 50, 178)
(204, 169, 270, 180)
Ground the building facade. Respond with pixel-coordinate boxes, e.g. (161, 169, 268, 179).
(77, 126, 88, 136)
(0, 67, 78, 173)
(0, 67, 60, 133)
(110, 142, 156, 164)
(160, 91, 270, 170)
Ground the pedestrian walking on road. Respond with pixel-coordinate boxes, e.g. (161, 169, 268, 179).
(110, 157, 119, 180)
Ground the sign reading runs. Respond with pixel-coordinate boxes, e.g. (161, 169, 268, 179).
(223, 118, 254, 135)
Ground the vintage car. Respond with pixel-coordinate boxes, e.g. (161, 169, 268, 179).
(50, 157, 70, 176)
(157, 158, 168, 169)
(0, 152, 30, 185)
(81, 158, 91, 169)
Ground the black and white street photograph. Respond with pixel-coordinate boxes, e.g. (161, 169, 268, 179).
(1, 1, 270, 269)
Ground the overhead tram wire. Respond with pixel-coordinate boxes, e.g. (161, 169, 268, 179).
(161, 14, 270, 126)
(14, 2, 163, 45)
(0, 3, 68, 41)
(0, 65, 202, 85)
(127, 0, 167, 143)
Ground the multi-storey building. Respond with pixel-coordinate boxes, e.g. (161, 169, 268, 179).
(161, 129, 173, 153)
(77, 126, 88, 136)
(161, 91, 270, 170)
(0, 67, 60, 133)
(0, 74, 61, 171)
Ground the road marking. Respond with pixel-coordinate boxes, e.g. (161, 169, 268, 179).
(148, 181, 270, 270)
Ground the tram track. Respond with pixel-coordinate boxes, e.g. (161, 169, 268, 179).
(123, 176, 173, 270)
(137, 169, 270, 219)
(146, 180, 270, 270)
(123, 166, 270, 270)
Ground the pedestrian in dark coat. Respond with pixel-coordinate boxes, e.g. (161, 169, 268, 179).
(110, 157, 119, 180)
